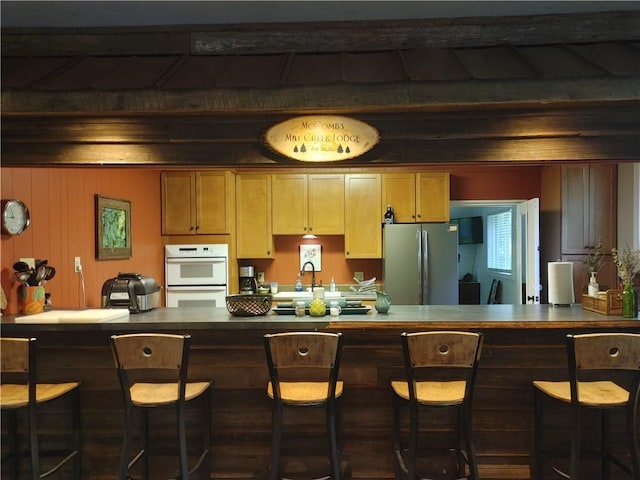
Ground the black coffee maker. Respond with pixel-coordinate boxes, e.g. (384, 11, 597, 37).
(239, 266, 258, 294)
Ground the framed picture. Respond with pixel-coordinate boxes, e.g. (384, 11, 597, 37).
(300, 244, 321, 271)
(95, 195, 132, 260)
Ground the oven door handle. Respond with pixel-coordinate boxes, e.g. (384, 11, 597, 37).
(166, 257, 226, 264)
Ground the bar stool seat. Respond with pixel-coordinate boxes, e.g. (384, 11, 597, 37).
(111, 333, 212, 480)
(1, 337, 81, 479)
(533, 332, 640, 480)
(129, 381, 211, 406)
(267, 381, 344, 405)
(264, 331, 346, 480)
(391, 331, 483, 480)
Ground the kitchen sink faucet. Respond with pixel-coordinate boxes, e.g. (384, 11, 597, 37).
(300, 261, 316, 290)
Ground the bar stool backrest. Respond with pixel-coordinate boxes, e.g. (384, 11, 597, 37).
(111, 333, 191, 402)
(567, 332, 640, 403)
(569, 333, 640, 372)
(264, 332, 343, 402)
(401, 331, 483, 403)
(1, 337, 36, 397)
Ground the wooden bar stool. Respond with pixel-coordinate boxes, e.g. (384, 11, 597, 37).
(264, 331, 345, 480)
(391, 331, 483, 480)
(533, 332, 640, 480)
(1, 337, 81, 479)
(110, 333, 212, 480)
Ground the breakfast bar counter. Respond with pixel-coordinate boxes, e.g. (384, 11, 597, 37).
(2, 306, 638, 479)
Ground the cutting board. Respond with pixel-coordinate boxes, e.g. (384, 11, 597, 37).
(15, 309, 130, 323)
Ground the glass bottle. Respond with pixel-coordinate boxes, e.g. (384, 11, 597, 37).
(330, 276, 336, 292)
(588, 272, 599, 296)
(622, 283, 636, 318)
(384, 205, 395, 224)
(295, 273, 303, 292)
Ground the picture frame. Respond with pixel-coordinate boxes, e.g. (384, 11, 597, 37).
(300, 244, 321, 271)
(95, 194, 132, 260)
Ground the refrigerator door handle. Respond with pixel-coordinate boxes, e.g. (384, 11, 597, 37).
(416, 229, 422, 304)
(421, 230, 429, 304)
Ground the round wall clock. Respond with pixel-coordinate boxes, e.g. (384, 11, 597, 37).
(1, 199, 30, 235)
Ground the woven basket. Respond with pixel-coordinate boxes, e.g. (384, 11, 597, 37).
(226, 294, 272, 316)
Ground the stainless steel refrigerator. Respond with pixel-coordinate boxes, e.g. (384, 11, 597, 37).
(383, 223, 459, 305)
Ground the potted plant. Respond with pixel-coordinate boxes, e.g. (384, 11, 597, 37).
(611, 245, 640, 318)
(584, 239, 605, 296)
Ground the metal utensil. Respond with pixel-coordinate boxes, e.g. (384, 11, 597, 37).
(34, 264, 47, 285)
(14, 270, 31, 286)
(13, 261, 31, 272)
(42, 266, 56, 284)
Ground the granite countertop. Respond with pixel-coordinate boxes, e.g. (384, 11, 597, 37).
(1, 304, 638, 333)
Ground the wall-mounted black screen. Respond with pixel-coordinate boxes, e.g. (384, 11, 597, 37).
(452, 216, 483, 244)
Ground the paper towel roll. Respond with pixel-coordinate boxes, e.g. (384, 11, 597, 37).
(548, 262, 575, 306)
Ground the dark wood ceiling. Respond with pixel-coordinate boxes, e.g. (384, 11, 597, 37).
(1, 10, 639, 167)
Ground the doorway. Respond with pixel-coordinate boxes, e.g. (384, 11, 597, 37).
(451, 199, 540, 305)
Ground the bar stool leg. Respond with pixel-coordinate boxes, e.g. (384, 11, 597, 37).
(602, 410, 610, 480)
(534, 389, 545, 480)
(327, 399, 340, 480)
(28, 398, 39, 480)
(462, 403, 479, 479)
(72, 386, 82, 479)
(269, 402, 283, 480)
(119, 403, 132, 480)
(627, 401, 640, 478)
(408, 401, 419, 480)
(141, 408, 149, 479)
(203, 388, 212, 476)
(7, 409, 19, 479)
(177, 402, 188, 480)
(569, 404, 581, 480)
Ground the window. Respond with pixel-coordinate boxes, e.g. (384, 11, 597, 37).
(487, 210, 512, 273)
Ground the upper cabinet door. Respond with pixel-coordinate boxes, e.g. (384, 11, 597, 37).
(381, 173, 417, 223)
(236, 174, 274, 258)
(162, 171, 233, 235)
(308, 174, 344, 235)
(381, 172, 450, 223)
(162, 171, 197, 234)
(272, 174, 308, 234)
(416, 172, 450, 222)
(197, 171, 233, 234)
(562, 164, 616, 254)
(345, 173, 382, 258)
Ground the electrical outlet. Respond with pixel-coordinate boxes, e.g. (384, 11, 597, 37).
(74, 256, 82, 272)
(257, 271, 265, 284)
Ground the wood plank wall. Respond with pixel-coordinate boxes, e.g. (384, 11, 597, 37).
(1, 325, 638, 480)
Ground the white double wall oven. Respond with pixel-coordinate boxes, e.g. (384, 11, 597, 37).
(164, 244, 228, 308)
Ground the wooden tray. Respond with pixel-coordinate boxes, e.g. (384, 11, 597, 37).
(581, 290, 623, 315)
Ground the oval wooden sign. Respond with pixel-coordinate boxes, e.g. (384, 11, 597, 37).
(264, 115, 379, 162)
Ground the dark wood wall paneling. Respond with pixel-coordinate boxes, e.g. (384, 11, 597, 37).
(2, 326, 638, 480)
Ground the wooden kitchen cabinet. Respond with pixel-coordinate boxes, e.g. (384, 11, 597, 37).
(381, 172, 450, 223)
(561, 164, 616, 254)
(162, 171, 233, 235)
(236, 173, 274, 259)
(561, 164, 617, 299)
(345, 173, 382, 258)
(272, 174, 344, 235)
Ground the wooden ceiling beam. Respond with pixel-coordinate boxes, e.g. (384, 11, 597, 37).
(2, 77, 638, 116)
(2, 11, 639, 57)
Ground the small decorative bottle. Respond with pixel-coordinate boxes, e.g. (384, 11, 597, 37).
(295, 273, 303, 292)
(384, 205, 395, 224)
(622, 283, 636, 318)
(330, 276, 336, 292)
(588, 272, 599, 296)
